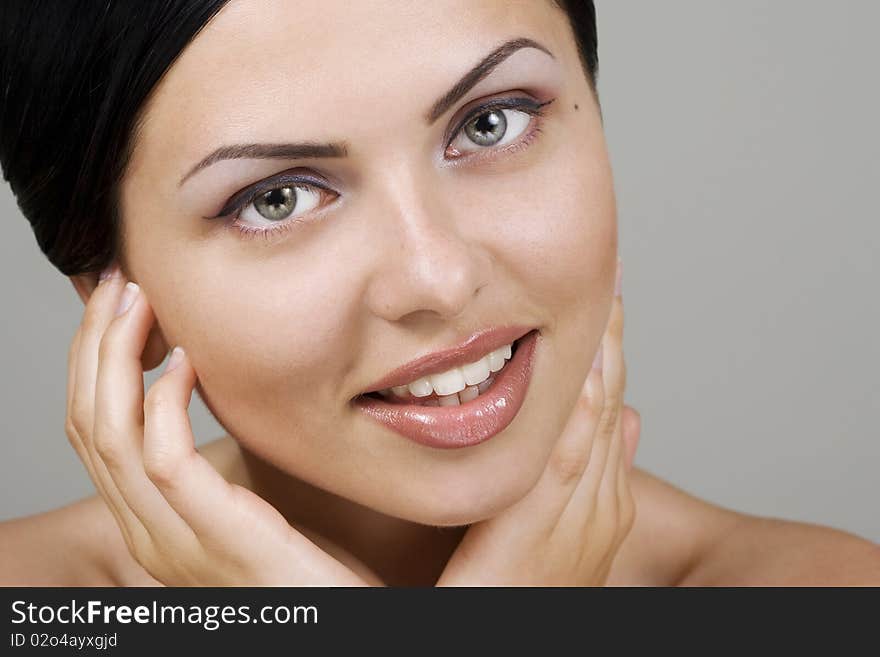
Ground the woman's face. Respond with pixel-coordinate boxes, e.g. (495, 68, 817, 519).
(120, 0, 617, 526)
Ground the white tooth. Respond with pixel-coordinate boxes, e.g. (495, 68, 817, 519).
(423, 399, 440, 406)
(391, 385, 410, 397)
(429, 367, 466, 396)
(459, 385, 479, 403)
(407, 377, 433, 397)
(378, 388, 393, 398)
(438, 393, 461, 406)
(487, 348, 506, 372)
(461, 357, 491, 386)
(501, 343, 512, 359)
(477, 377, 494, 394)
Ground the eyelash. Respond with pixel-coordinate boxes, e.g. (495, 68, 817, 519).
(212, 96, 556, 242)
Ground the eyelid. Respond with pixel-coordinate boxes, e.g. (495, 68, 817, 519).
(207, 94, 554, 225)
(207, 171, 332, 219)
(443, 95, 553, 150)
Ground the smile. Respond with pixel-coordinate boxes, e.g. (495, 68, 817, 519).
(353, 329, 539, 449)
(372, 340, 514, 406)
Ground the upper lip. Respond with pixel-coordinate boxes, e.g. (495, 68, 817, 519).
(359, 325, 536, 394)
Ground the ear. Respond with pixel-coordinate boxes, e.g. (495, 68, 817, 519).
(69, 265, 171, 372)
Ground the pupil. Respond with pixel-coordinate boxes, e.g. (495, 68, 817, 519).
(467, 109, 506, 146)
(477, 113, 500, 132)
(256, 186, 295, 221)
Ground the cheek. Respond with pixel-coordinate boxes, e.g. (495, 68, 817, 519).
(466, 139, 617, 313)
(146, 254, 356, 430)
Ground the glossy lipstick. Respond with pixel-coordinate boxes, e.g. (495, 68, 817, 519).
(353, 329, 539, 449)
(360, 325, 535, 393)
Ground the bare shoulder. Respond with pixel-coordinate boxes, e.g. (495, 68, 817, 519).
(2, 435, 383, 587)
(606, 467, 880, 586)
(0, 494, 125, 586)
(605, 466, 739, 586)
(0, 436, 254, 586)
(0, 436, 239, 587)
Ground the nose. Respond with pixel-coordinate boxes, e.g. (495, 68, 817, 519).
(363, 167, 490, 323)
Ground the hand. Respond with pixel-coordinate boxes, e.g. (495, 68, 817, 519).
(436, 259, 639, 586)
(65, 264, 369, 586)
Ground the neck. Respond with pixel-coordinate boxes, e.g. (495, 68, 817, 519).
(230, 439, 467, 586)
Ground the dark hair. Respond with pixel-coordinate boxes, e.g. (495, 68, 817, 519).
(1, 1, 598, 277)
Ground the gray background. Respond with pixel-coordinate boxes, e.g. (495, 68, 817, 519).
(2, 2, 878, 542)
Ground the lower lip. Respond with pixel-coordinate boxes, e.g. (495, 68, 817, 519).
(352, 329, 539, 449)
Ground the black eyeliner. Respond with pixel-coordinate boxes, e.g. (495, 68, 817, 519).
(444, 96, 556, 150)
(206, 172, 329, 219)
(207, 97, 557, 221)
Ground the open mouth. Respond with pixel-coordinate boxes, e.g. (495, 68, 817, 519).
(352, 329, 540, 449)
(359, 334, 524, 407)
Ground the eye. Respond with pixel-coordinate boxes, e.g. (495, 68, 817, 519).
(240, 184, 321, 226)
(445, 97, 554, 160)
(206, 173, 338, 242)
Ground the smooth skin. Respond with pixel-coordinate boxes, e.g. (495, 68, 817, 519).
(3, 260, 878, 586)
(2, 0, 879, 585)
(60, 259, 634, 586)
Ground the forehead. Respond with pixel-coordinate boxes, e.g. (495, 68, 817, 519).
(130, 0, 569, 181)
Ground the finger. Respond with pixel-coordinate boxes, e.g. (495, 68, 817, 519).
(94, 283, 199, 552)
(65, 325, 97, 478)
(622, 405, 641, 472)
(598, 349, 627, 509)
(557, 364, 615, 527)
(614, 407, 638, 546)
(615, 432, 636, 539)
(563, 272, 625, 519)
(142, 348, 284, 549)
(69, 269, 137, 549)
(497, 334, 607, 539)
(595, 386, 625, 521)
(523, 276, 621, 525)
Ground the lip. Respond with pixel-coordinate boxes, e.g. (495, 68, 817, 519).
(353, 329, 539, 449)
(358, 324, 535, 394)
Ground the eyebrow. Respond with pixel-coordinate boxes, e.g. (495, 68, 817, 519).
(177, 37, 555, 187)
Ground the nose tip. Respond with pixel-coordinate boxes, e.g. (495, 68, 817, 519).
(360, 162, 492, 323)
(365, 222, 490, 323)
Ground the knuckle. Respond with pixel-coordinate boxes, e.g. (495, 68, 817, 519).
(144, 448, 180, 489)
(69, 401, 92, 439)
(598, 394, 621, 437)
(130, 539, 157, 572)
(550, 446, 590, 485)
(64, 418, 80, 444)
(574, 391, 594, 416)
(604, 386, 622, 411)
(93, 430, 121, 467)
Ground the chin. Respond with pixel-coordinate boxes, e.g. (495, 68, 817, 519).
(377, 462, 544, 528)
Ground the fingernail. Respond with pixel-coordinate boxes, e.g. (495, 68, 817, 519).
(99, 263, 121, 283)
(165, 346, 185, 373)
(614, 257, 623, 298)
(115, 282, 139, 316)
(592, 341, 604, 371)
